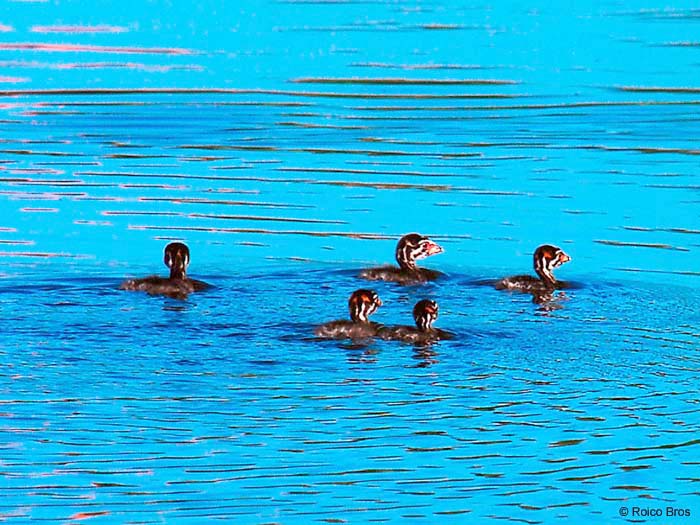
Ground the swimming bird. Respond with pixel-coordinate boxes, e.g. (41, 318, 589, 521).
(377, 299, 453, 344)
(495, 244, 571, 293)
(314, 289, 383, 340)
(120, 242, 210, 299)
(359, 233, 444, 285)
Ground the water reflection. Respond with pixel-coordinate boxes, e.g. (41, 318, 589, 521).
(344, 345, 380, 365)
(532, 290, 568, 312)
(412, 345, 440, 368)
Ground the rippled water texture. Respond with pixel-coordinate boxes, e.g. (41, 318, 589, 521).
(1, 2, 699, 524)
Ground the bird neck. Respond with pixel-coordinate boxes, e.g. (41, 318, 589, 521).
(169, 266, 187, 280)
(535, 267, 556, 287)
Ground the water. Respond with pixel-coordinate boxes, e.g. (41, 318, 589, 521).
(1, 1, 700, 523)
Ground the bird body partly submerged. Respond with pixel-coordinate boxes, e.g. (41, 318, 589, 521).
(377, 325, 453, 345)
(359, 266, 443, 285)
(496, 276, 574, 295)
(496, 245, 571, 294)
(360, 233, 444, 285)
(376, 299, 452, 345)
(314, 320, 382, 340)
(120, 242, 210, 299)
(120, 276, 210, 299)
(315, 289, 383, 341)
(495, 274, 559, 293)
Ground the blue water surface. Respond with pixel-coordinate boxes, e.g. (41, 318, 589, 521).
(0, 1, 699, 523)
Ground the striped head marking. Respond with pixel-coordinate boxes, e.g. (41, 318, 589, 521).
(395, 233, 444, 270)
(348, 289, 382, 323)
(533, 244, 571, 287)
(413, 299, 439, 332)
(164, 242, 190, 279)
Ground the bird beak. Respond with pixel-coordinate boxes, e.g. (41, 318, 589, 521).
(375, 298, 383, 307)
(558, 252, 571, 263)
(425, 241, 444, 256)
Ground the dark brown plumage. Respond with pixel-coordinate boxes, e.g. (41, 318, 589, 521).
(360, 233, 444, 284)
(315, 289, 383, 340)
(120, 242, 210, 299)
(377, 299, 453, 345)
(496, 244, 571, 293)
